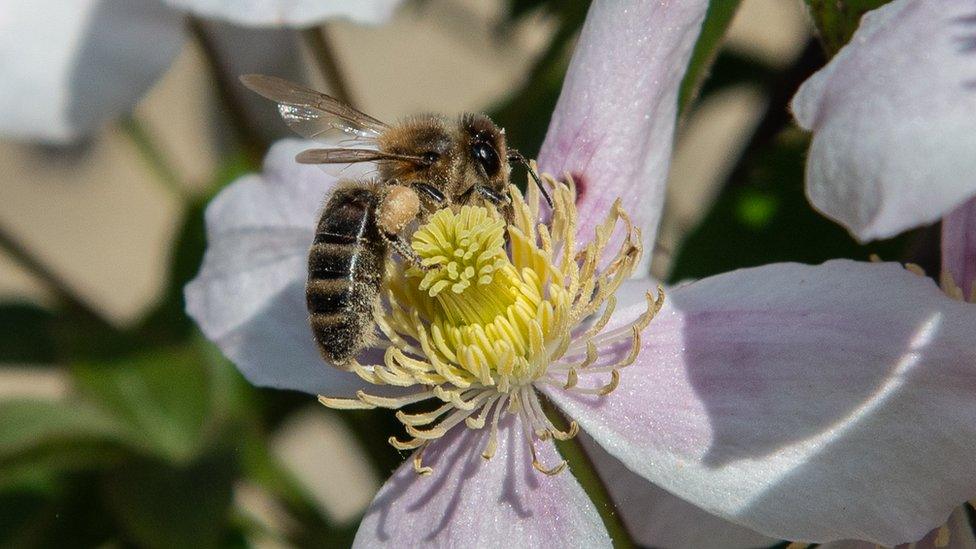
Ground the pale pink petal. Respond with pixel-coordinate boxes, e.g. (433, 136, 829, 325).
(163, 0, 403, 28)
(353, 416, 611, 548)
(545, 261, 976, 545)
(791, 0, 976, 241)
(0, 0, 184, 142)
(185, 139, 368, 395)
(820, 506, 976, 549)
(537, 0, 709, 273)
(942, 196, 976, 301)
(582, 433, 778, 549)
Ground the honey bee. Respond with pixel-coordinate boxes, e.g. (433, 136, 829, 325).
(240, 74, 550, 367)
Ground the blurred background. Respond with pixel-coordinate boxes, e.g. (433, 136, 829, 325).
(0, 0, 920, 546)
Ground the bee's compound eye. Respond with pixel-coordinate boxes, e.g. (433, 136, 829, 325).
(471, 142, 500, 178)
(421, 152, 440, 166)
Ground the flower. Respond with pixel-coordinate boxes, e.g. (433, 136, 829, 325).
(186, 1, 976, 547)
(161, 0, 402, 28)
(318, 180, 662, 477)
(792, 4, 976, 544)
(790, 0, 976, 242)
(942, 196, 976, 302)
(0, 0, 403, 142)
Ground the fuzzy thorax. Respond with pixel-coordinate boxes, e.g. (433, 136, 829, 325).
(319, 176, 663, 475)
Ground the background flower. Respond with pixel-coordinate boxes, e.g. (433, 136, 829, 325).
(0, 0, 403, 142)
(0, 1, 184, 142)
(161, 0, 403, 28)
(790, 0, 976, 242)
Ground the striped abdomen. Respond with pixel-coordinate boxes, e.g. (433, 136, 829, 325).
(307, 183, 387, 366)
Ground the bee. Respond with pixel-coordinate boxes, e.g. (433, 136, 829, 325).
(240, 74, 550, 367)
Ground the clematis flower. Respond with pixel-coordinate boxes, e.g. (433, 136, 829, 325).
(942, 196, 976, 302)
(0, 0, 403, 142)
(790, 0, 976, 243)
(186, 0, 976, 547)
(792, 3, 976, 545)
(316, 180, 662, 479)
(161, 0, 402, 28)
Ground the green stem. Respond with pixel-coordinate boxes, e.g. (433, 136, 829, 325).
(186, 17, 265, 167)
(542, 397, 636, 549)
(0, 222, 112, 330)
(118, 117, 189, 201)
(301, 26, 357, 108)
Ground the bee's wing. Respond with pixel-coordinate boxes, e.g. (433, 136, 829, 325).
(240, 74, 387, 145)
(296, 148, 423, 165)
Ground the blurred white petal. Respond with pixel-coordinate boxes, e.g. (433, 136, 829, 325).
(0, 0, 184, 142)
(163, 0, 404, 28)
(791, 0, 976, 241)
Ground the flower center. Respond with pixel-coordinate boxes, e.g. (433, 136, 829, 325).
(396, 205, 565, 390)
(319, 176, 663, 476)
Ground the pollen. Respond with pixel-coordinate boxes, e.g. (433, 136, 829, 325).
(318, 174, 664, 476)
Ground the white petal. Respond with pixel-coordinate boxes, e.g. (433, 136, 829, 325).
(546, 261, 976, 545)
(791, 0, 976, 241)
(163, 0, 403, 28)
(0, 0, 184, 142)
(582, 433, 778, 549)
(353, 416, 611, 548)
(537, 0, 709, 273)
(185, 139, 367, 395)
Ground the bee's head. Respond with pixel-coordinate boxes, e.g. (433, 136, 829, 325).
(460, 114, 509, 196)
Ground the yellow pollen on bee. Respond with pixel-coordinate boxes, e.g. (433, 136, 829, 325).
(318, 173, 664, 475)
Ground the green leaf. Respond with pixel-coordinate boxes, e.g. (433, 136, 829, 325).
(678, 0, 744, 114)
(0, 477, 120, 549)
(502, 0, 584, 24)
(193, 335, 258, 428)
(102, 451, 236, 549)
(804, 0, 892, 56)
(0, 491, 51, 548)
(0, 303, 57, 363)
(135, 199, 207, 344)
(71, 346, 212, 463)
(0, 399, 129, 460)
(0, 400, 133, 488)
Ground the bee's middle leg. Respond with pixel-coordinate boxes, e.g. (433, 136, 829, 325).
(384, 232, 429, 270)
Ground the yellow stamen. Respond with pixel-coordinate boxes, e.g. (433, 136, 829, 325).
(318, 173, 663, 475)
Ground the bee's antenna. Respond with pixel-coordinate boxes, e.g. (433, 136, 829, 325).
(508, 150, 554, 208)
